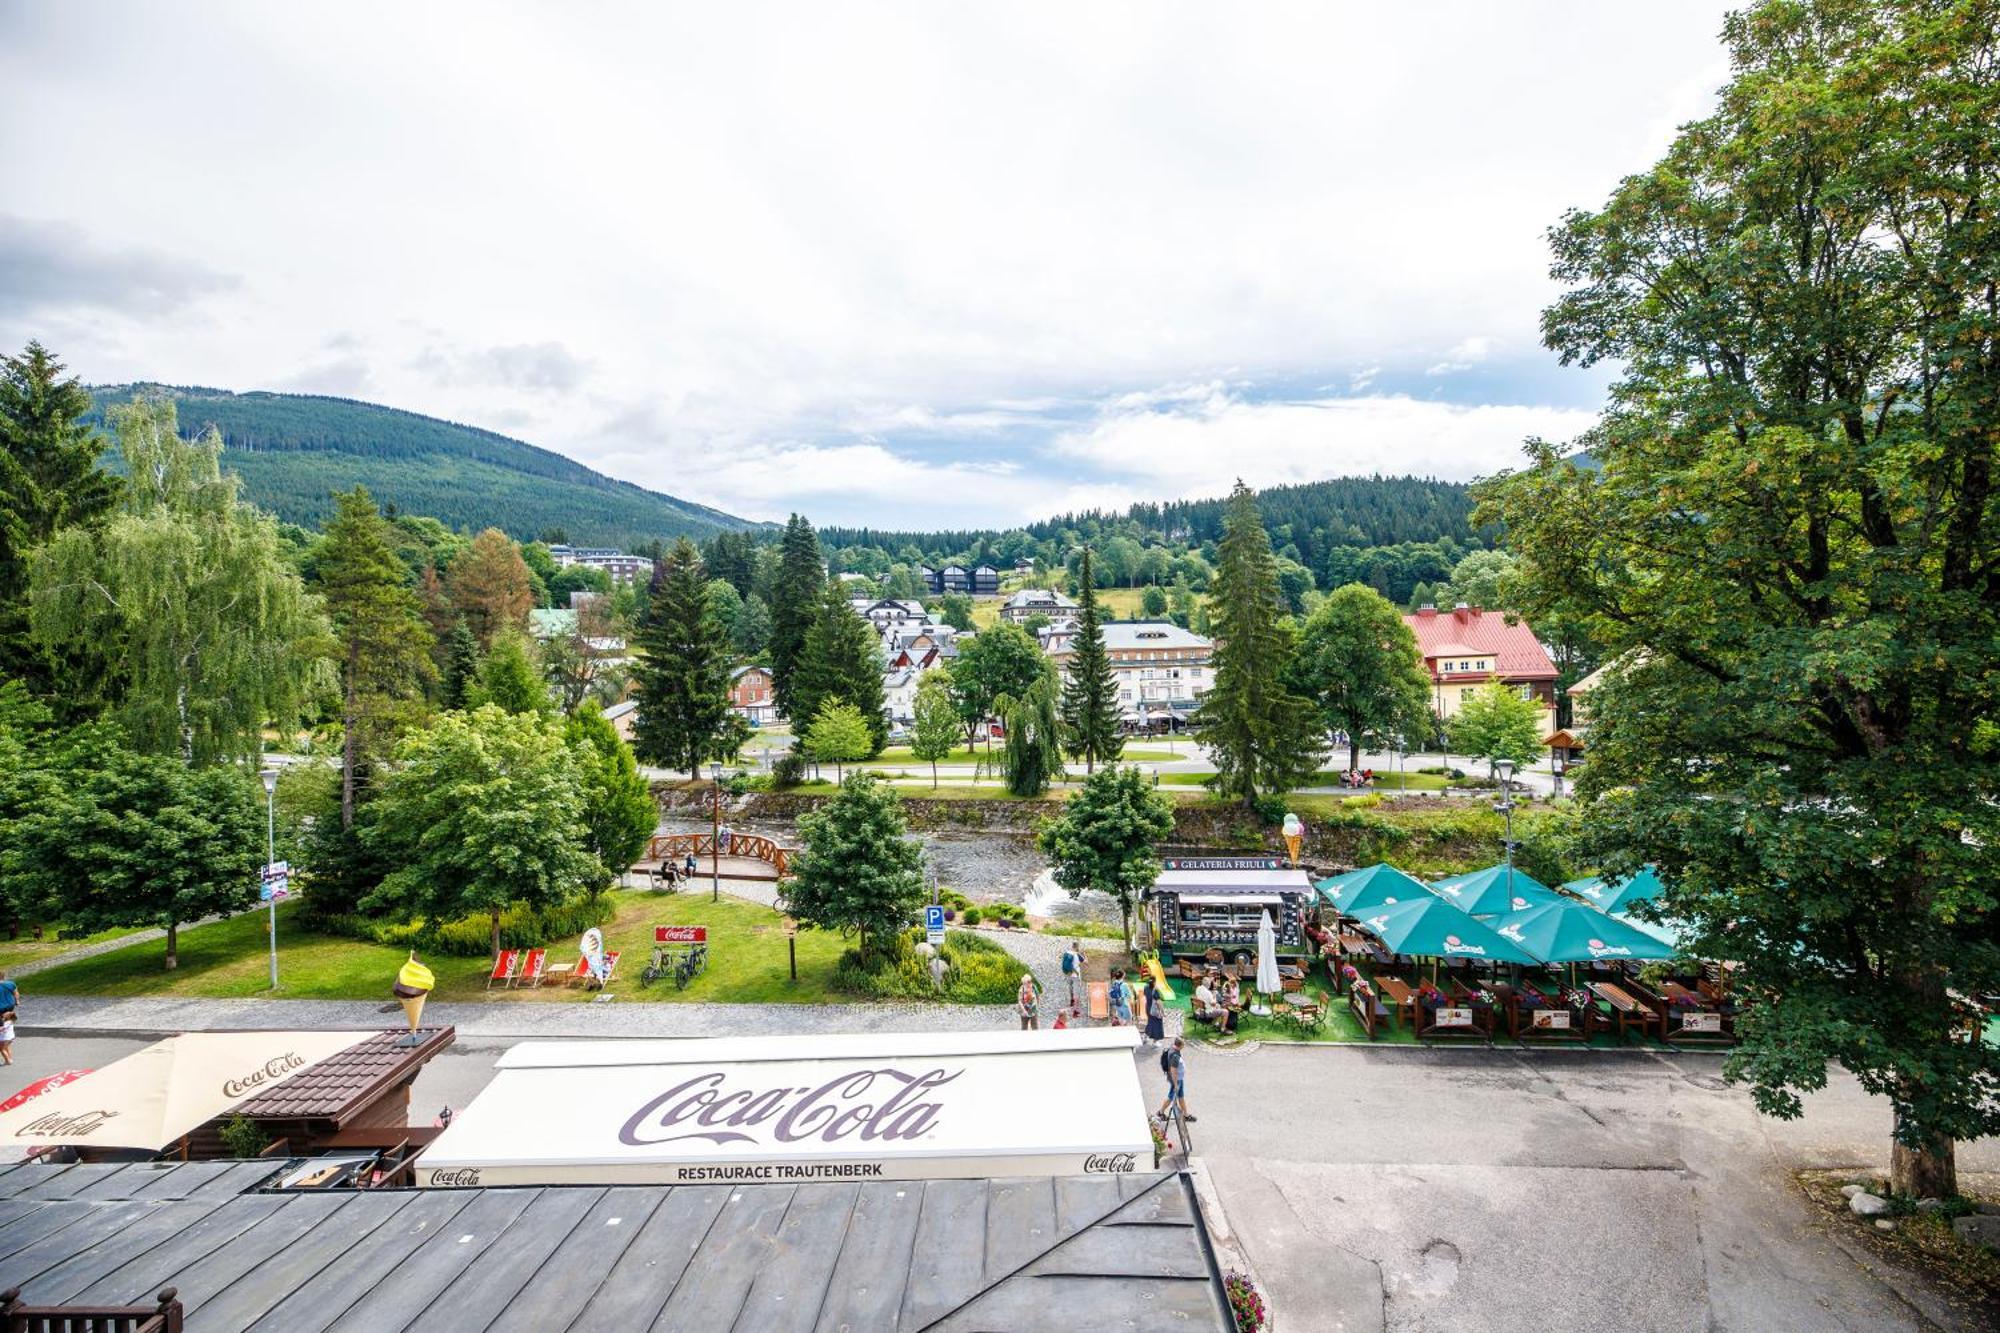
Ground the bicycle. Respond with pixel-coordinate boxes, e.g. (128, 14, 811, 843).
(673, 943, 709, 990)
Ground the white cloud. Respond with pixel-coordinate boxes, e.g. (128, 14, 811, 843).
(0, 1, 1734, 524)
(1051, 389, 1597, 498)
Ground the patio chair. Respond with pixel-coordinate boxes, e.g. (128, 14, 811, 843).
(485, 949, 520, 989)
(513, 948, 547, 988)
(587, 951, 621, 988)
(561, 955, 591, 987)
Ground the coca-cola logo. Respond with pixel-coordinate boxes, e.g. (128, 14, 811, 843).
(222, 1052, 308, 1098)
(619, 1066, 961, 1148)
(429, 1167, 482, 1187)
(14, 1108, 119, 1139)
(1084, 1153, 1137, 1174)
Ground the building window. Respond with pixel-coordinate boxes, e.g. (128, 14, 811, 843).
(1461, 688, 1475, 703)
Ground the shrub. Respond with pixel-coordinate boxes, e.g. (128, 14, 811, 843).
(1341, 794, 1383, 809)
(1249, 793, 1288, 825)
(771, 751, 809, 788)
(312, 896, 609, 957)
(832, 927, 1016, 1003)
(217, 1114, 269, 1159)
(961, 908, 983, 925)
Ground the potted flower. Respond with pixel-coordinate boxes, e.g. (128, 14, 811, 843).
(1224, 1270, 1267, 1332)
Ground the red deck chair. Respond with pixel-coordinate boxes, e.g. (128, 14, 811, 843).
(485, 949, 520, 989)
(513, 948, 547, 988)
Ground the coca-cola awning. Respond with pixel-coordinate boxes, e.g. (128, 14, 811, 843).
(415, 1029, 1154, 1187)
(0, 1030, 375, 1150)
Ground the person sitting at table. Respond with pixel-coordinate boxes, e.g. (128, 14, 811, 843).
(1192, 976, 1236, 1034)
(1221, 975, 1242, 1012)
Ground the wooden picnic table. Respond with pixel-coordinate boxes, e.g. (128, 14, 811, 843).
(1375, 976, 1416, 1030)
(1591, 982, 1661, 1040)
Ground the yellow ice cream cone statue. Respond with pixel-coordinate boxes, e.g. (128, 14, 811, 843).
(391, 952, 435, 1045)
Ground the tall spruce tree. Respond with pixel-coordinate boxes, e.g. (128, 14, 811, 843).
(1192, 481, 1324, 806)
(0, 342, 119, 698)
(793, 580, 888, 754)
(768, 514, 824, 721)
(442, 621, 479, 710)
(315, 487, 436, 829)
(630, 538, 736, 778)
(1058, 546, 1123, 772)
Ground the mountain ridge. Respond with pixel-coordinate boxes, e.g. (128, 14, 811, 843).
(83, 384, 762, 548)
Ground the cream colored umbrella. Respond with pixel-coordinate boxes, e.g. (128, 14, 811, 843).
(0, 1030, 371, 1151)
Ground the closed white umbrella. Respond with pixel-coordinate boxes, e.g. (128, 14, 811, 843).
(1253, 910, 1281, 1015)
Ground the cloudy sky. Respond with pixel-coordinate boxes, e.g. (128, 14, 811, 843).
(0, 3, 1733, 528)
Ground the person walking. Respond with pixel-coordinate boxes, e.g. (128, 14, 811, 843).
(1016, 973, 1041, 1030)
(1156, 1037, 1193, 1124)
(1143, 973, 1166, 1048)
(0, 971, 17, 1065)
(1059, 940, 1084, 1010)
(1108, 968, 1133, 1026)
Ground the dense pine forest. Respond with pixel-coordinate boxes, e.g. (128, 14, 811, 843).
(83, 385, 758, 548)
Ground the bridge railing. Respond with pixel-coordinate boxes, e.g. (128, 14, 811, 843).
(644, 831, 789, 876)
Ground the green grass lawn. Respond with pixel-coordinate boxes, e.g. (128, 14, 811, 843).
(1155, 770, 1447, 791)
(27, 892, 867, 1004)
(0, 924, 151, 972)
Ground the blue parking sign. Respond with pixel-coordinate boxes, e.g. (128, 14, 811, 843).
(924, 904, 945, 946)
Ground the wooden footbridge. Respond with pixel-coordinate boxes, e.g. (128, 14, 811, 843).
(635, 831, 793, 882)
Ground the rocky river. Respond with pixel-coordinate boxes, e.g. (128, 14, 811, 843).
(654, 814, 1120, 924)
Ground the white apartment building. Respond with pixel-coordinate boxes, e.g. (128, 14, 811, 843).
(545, 544, 652, 584)
(1045, 620, 1213, 726)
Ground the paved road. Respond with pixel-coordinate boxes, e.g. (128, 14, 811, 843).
(7, 1027, 1988, 1329)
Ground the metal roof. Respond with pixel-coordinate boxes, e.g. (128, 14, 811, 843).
(234, 1028, 454, 1126)
(0, 1160, 1230, 1331)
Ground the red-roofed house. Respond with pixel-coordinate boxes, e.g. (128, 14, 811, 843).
(1403, 603, 1558, 723)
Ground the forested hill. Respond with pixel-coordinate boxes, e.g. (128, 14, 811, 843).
(826, 475, 1494, 568)
(83, 385, 759, 547)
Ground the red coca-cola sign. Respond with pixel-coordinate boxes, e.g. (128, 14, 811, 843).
(655, 926, 707, 944)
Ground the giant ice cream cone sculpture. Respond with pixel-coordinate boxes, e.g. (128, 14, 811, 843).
(392, 952, 434, 1045)
(1282, 813, 1304, 867)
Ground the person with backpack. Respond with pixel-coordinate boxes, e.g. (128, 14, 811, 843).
(1108, 968, 1133, 1026)
(1059, 940, 1083, 1009)
(1157, 1037, 1193, 1123)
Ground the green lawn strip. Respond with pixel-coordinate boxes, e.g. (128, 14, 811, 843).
(0, 925, 151, 971)
(1155, 770, 1446, 791)
(27, 892, 870, 1005)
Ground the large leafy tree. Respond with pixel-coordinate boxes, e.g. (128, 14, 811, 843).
(630, 538, 738, 777)
(910, 671, 961, 789)
(1193, 482, 1324, 805)
(566, 699, 657, 897)
(0, 342, 118, 697)
(3, 722, 262, 969)
(947, 620, 1045, 751)
(768, 514, 824, 720)
(804, 699, 874, 782)
(1002, 669, 1065, 797)
(793, 581, 888, 754)
(469, 633, 552, 717)
(1444, 679, 1546, 772)
(783, 773, 925, 962)
(363, 705, 598, 960)
(1294, 583, 1435, 774)
(29, 398, 325, 766)
(1037, 764, 1176, 949)
(449, 527, 534, 650)
(1059, 547, 1124, 772)
(1480, 0, 2000, 1200)
(314, 487, 435, 828)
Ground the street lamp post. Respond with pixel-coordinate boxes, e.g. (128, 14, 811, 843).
(710, 760, 723, 903)
(1492, 758, 1517, 899)
(259, 767, 279, 990)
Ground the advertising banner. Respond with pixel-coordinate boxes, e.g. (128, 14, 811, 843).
(416, 1030, 1152, 1186)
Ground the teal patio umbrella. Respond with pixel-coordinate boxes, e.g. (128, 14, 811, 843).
(1489, 899, 1677, 964)
(1347, 895, 1539, 966)
(1318, 863, 1430, 916)
(1614, 911, 1686, 952)
(1561, 865, 1667, 914)
(1428, 864, 1560, 918)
